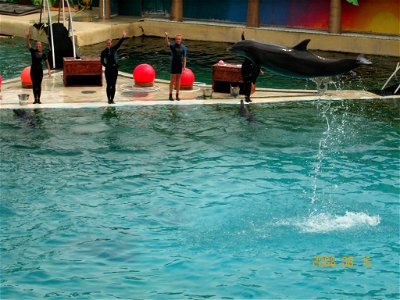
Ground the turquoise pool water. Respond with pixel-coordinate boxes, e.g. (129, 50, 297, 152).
(1, 100, 399, 299)
(1, 36, 398, 91)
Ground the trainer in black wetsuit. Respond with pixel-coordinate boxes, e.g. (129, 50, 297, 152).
(165, 32, 187, 101)
(101, 32, 127, 104)
(240, 31, 261, 103)
(26, 30, 51, 104)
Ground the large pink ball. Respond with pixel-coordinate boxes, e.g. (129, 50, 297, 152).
(180, 68, 195, 87)
(21, 66, 32, 87)
(133, 64, 156, 84)
(0, 74, 2, 89)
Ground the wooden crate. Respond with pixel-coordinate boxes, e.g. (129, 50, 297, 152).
(212, 63, 255, 94)
(63, 57, 102, 87)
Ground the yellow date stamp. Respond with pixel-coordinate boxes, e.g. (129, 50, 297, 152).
(312, 256, 372, 268)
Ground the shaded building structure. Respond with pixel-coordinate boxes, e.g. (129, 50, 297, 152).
(101, 0, 399, 36)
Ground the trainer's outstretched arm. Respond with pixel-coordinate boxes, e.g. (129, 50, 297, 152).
(113, 31, 127, 50)
(164, 32, 170, 47)
(26, 29, 32, 49)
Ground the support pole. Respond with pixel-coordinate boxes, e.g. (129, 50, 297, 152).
(99, 0, 103, 18)
(99, 0, 108, 19)
(105, 0, 110, 19)
(61, 0, 66, 25)
(247, 0, 260, 27)
(57, 0, 61, 23)
(382, 62, 400, 90)
(45, 0, 56, 69)
(329, 0, 342, 34)
(39, 0, 43, 24)
(170, 0, 183, 22)
(65, 0, 76, 58)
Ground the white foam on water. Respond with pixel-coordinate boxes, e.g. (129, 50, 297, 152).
(296, 211, 380, 233)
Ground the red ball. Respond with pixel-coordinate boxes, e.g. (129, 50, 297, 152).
(180, 68, 195, 87)
(21, 66, 32, 87)
(133, 64, 156, 84)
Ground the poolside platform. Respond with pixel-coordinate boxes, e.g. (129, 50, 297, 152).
(1, 71, 398, 110)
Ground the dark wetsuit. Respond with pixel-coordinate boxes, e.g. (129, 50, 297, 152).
(101, 38, 126, 103)
(29, 48, 47, 102)
(169, 43, 187, 74)
(240, 33, 261, 101)
(241, 59, 261, 100)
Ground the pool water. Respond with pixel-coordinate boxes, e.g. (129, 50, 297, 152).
(1, 100, 399, 299)
(1, 36, 398, 91)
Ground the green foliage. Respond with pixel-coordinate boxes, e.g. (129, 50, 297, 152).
(346, 0, 359, 5)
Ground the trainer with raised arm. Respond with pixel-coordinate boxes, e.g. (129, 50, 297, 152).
(26, 29, 51, 104)
(240, 29, 261, 103)
(165, 32, 187, 101)
(101, 32, 127, 104)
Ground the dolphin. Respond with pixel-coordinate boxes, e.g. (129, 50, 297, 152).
(13, 109, 42, 128)
(239, 99, 254, 121)
(229, 39, 371, 79)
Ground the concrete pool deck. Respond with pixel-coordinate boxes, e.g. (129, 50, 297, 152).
(1, 71, 399, 110)
(0, 9, 399, 56)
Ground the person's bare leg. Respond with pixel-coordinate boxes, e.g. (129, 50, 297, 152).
(175, 74, 181, 101)
(169, 74, 175, 100)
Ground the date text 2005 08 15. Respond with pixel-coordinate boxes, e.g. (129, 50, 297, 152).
(312, 256, 372, 268)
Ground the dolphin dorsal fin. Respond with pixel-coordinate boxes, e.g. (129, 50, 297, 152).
(292, 39, 311, 51)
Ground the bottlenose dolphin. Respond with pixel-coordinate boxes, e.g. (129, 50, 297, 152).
(13, 109, 42, 128)
(239, 99, 254, 121)
(229, 39, 371, 79)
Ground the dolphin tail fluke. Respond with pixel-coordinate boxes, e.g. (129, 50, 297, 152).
(357, 54, 372, 65)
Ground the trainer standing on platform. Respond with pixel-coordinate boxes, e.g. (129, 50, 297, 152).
(240, 29, 261, 103)
(101, 32, 127, 104)
(26, 29, 51, 104)
(165, 32, 187, 101)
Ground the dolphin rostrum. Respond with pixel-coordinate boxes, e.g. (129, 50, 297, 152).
(229, 39, 371, 79)
(239, 99, 250, 118)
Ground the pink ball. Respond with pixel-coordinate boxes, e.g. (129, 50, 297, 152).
(218, 60, 224, 65)
(133, 64, 156, 84)
(0, 74, 2, 88)
(21, 66, 32, 87)
(180, 68, 195, 87)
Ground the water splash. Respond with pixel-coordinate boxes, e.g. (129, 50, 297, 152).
(310, 100, 355, 203)
(296, 211, 380, 233)
(310, 101, 332, 203)
(312, 77, 332, 95)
